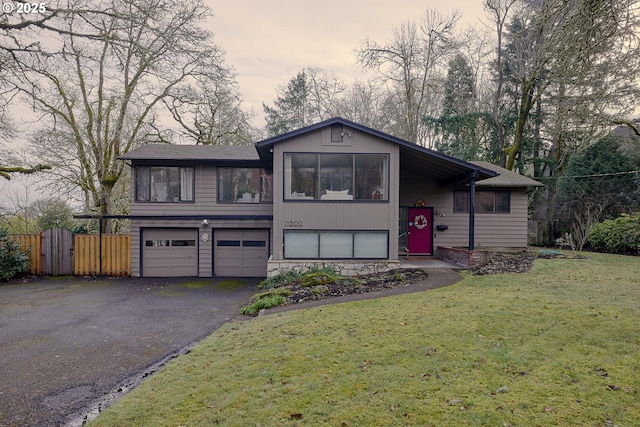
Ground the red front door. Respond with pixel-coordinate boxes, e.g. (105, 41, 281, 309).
(407, 207, 433, 255)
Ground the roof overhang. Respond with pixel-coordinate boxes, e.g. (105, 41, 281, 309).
(118, 144, 268, 168)
(256, 117, 497, 186)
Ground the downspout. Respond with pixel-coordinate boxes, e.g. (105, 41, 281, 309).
(469, 173, 477, 251)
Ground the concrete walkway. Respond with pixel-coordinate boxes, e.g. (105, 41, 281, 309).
(399, 256, 463, 270)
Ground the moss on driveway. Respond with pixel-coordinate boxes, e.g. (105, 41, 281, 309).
(0, 276, 258, 427)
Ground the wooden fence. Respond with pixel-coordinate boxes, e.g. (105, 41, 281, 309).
(74, 234, 130, 276)
(42, 228, 74, 275)
(11, 232, 130, 276)
(12, 234, 43, 275)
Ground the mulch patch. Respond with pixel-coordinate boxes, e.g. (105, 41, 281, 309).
(282, 251, 543, 306)
(470, 251, 535, 275)
(285, 269, 429, 305)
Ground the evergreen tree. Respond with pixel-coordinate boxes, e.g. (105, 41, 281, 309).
(429, 54, 489, 160)
(263, 71, 315, 137)
(554, 136, 639, 248)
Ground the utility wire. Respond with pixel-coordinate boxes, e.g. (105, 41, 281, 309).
(534, 170, 640, 180)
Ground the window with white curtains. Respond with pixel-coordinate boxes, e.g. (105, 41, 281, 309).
(180, 168, 194, 201)
(284, 153, 388, 201)
(135, 166, 194, 202)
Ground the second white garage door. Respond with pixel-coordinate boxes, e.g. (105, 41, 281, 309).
(214, 229, 268, 277)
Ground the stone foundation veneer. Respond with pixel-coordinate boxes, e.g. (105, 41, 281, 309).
(436, 246, 488, 268)
(267, 258, 400, 277)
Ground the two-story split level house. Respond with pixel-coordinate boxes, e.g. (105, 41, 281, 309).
(120, 117, 542, 278)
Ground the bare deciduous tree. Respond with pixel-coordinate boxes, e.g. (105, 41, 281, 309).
(4, 0, 247, 230)
(483, 0, 516, 166)
(164, 61, 255, 146)
(356, 9, 460, 145)
(334, 80, 388, 131)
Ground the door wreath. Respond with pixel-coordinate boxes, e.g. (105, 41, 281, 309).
(414, 214, 428, 230)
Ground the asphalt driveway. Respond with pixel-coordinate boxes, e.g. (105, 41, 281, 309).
(0, 276, 258, 427)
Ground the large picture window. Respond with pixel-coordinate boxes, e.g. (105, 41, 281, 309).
(218, 168, 273, 203)
(454, 190, 510, 213)
(135, 166, 194, 202)
(284, 153, 388, 201)
(284, 230, 388, 259)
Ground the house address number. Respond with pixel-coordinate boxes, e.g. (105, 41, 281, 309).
(284, 220, 303, 227)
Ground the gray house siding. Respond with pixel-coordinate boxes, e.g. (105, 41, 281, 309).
(270, 126, 400, 261)
(400, 175, 530, 249)
(130, 164, 272, 217)
(130, 163, 273, 277)
(124, 117, 540, 277)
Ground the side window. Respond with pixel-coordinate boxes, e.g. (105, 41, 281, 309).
(453, 191, 469, 212)
(217, 168, 273, 203)
(136, 166, 194, 202)
(453, 190, 510, 213)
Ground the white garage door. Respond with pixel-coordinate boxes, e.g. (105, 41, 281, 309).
(143, 229, 198, 277)
(214, 229, 268, 277)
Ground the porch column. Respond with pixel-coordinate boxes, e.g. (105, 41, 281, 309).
(468, 176, 476, 250)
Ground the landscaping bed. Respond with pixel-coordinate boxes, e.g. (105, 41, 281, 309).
(242, 250, 558, 315)
(286, 268, 429, 305)
(241, 268, 429, 315)
(470, 251, 535, 275)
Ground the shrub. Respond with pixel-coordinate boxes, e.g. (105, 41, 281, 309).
(299, 271, 343, 287)
(589, 213, 640, 255)
(0, 228, 29, 282)
(258, 265, 339, 290)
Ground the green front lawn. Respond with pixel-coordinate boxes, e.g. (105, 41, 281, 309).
(90, 252, 640, 426)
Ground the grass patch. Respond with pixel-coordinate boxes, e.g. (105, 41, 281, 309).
(240, 289, 293, 316)
(90, 252, 640, 426)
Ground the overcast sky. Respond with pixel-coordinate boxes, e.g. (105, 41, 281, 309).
(207, 0, 487, 127)
(1, 1, 487, 205)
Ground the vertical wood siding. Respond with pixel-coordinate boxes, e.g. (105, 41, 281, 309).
(271, 126, 400, 260)
(73, 234, 131, 276)
(400, 175, 530, 248)
(10, 233, 131, 276)
(12, 233, 42, 275)
(42, 228, 74, 275)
